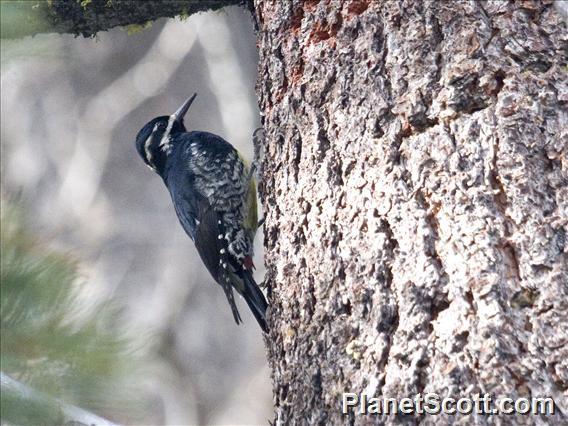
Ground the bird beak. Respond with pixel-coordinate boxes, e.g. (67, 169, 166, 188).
(172, 93, 197, 122)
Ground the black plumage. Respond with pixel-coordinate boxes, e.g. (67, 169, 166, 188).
(135, 94, 268, 332)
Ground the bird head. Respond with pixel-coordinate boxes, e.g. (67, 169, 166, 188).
(135, 93, 197, 174)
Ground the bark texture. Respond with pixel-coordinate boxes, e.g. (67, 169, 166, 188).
(255, 0, 567, 424)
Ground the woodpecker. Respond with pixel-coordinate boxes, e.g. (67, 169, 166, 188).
(135, 94, 268, 332)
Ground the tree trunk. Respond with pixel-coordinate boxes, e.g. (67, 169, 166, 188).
(254, 0, 567, 424)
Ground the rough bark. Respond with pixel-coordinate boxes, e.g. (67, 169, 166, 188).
(255, 0, 567, 424)
(0, 0, 242, 39)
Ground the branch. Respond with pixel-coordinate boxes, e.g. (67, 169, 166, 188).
(0, 0, 245, 39)
(1, 372, 118, 426)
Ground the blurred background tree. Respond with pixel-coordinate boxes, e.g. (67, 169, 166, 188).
(1, 2, 271, 425)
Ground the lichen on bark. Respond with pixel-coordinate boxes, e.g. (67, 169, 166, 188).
(0, 0, 244, 39)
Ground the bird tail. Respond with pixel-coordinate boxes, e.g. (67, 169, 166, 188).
(221, 277, 243, 326)
(242, 271, 269, 333)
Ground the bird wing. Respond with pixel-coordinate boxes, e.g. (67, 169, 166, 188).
(170, 184, 201, 241)
(193, 204, 243, 325)
(166, 132, 263, 326)
(167, 164, 245, 324)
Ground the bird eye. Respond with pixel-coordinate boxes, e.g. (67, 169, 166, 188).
(152, 122, 166, 134)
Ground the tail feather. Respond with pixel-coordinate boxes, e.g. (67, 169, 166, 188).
(222, 275, 243, 325)
(242, 271, 268, 333)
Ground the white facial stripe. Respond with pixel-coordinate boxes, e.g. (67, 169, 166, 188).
(159, 115, 176, 152)
(144, 133, 154, 165)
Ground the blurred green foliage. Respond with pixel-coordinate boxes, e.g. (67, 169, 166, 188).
(0, 1, 54, 39)
(1, 201, 141, 424)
